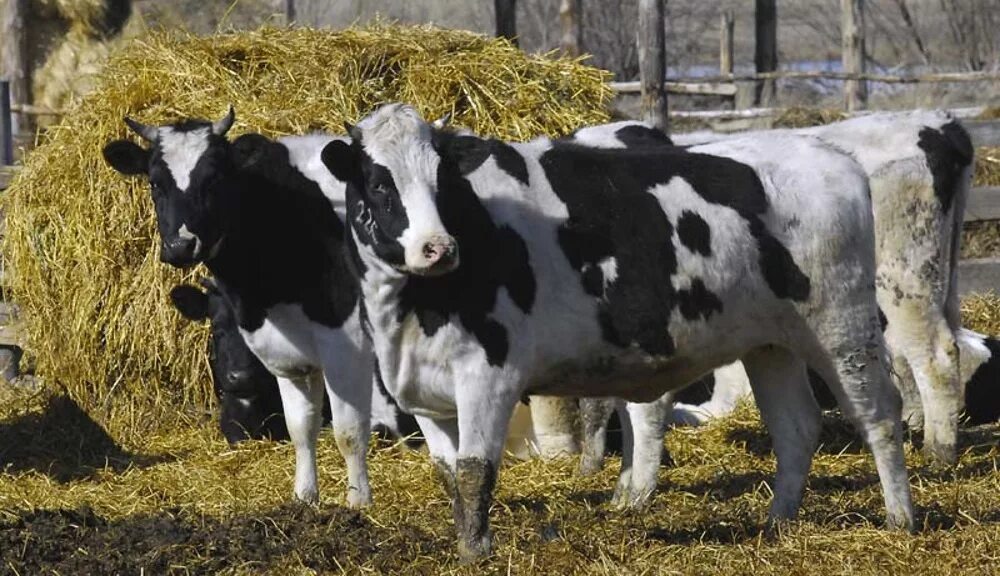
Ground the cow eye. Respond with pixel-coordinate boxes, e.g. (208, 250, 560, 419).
(150, 183, 163, 198)
(371, 184, 390, 197)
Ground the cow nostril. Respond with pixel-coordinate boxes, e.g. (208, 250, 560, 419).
(422, 237, 457, 264)
(227, 370, 251, 383)
(422, 242, 439, 260)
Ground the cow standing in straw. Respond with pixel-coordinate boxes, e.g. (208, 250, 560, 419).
(103, 113, 375, 508)
(321, 103, 914, 560)
(673, 112, 975, 465)
(573, 112, 975, 502)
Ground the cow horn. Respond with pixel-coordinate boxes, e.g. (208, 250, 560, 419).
(124, 116, 158, 141)
(431, 112, 452, 129)
(212, 106, 236, 136)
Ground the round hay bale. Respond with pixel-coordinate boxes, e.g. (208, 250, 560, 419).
(2, 24, 612, 419)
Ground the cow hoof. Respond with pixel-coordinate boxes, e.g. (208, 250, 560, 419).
(578, 456, 603, 477)
(922, 442, 957, 468)
(294, 487, 319, 505)
(346, 487, 372, 509)
(457, 532, 493, 563)
(886, 508, 916, 534)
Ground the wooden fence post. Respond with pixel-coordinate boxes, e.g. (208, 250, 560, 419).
(559, 0, 582, 56)
(754, 0, 777, 107)
(495, 0, 518, 46)
(1, 81, 12, 166)
(637, 0, 668, 132)
(720, 10, 734, 76)
(841, 0, 868, 111)
(2, 0, 31, 135)
(284, 0, 296, 24)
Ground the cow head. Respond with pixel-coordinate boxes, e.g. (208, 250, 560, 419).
(102, 108, 238, 268)
(321, 103, 458, 276)
(170, 280, 288, 444)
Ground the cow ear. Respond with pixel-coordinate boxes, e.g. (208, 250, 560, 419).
(170, 285, 210, 321)
(343, 122, 362, 142)
(102, 140, 150, 175)
(230, 133, 272, 170)
(321, 139, 358, 182)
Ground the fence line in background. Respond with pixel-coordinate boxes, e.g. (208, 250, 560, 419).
(611, 70, 1000, 95)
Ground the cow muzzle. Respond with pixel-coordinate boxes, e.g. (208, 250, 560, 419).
(412, 234, 459, 276)
(160, 238, 199, 268)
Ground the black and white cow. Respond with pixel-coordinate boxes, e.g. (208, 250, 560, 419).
(320, 103, 914, 559)
(673, 111, 975, 465)
(103, 113, 375, 508)
(574, 113, 976, 497)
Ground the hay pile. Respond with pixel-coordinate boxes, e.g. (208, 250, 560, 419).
(2, 24, 612, 421)
(961, 292, 1000, 336)
(976, 147, 1000, 187)
(961, 147, 1000, 258)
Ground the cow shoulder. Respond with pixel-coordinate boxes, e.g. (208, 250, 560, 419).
(396, 136, 536, 367)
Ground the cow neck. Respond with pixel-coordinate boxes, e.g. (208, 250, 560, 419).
(202, 172, 272, 296)
(201, 167, 357, 332)
(353, 230, 409, 349)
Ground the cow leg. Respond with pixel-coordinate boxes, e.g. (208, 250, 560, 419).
(742, 346, 821, 523)
(415, 415, 461, 500)
(891, 351, 924, 429)
(578, 397, 616, 476)
(323, 373, 374, 508)
(276, 373, 325, 504)
(613, 401, 636, 501)
(807, 332, 915, 531)
(529, 396, 581, 458)
(454, 387, 519, 562)
(317, 332, 375, 509)
(904, 321, 961, 466)
(612, 393, 672, 509)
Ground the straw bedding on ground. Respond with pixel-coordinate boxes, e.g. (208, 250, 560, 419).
(2, 380, 1000, 574)
(1, 23, 612, 422)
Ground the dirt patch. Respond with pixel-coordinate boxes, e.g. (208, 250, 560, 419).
(0, 502, 443, 574)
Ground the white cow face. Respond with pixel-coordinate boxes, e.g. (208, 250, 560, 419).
(102, 109, 237, 268)
(322, 103, 458, 276)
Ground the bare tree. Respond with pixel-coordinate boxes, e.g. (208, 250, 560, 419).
(559, 0, 582, 56)
(517, 0, 559, 54)
(495, 0, 517, 45)
(581, 0, 638, 79)
(939, 0, 1000, 71)
(889, 0, 930, 65)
